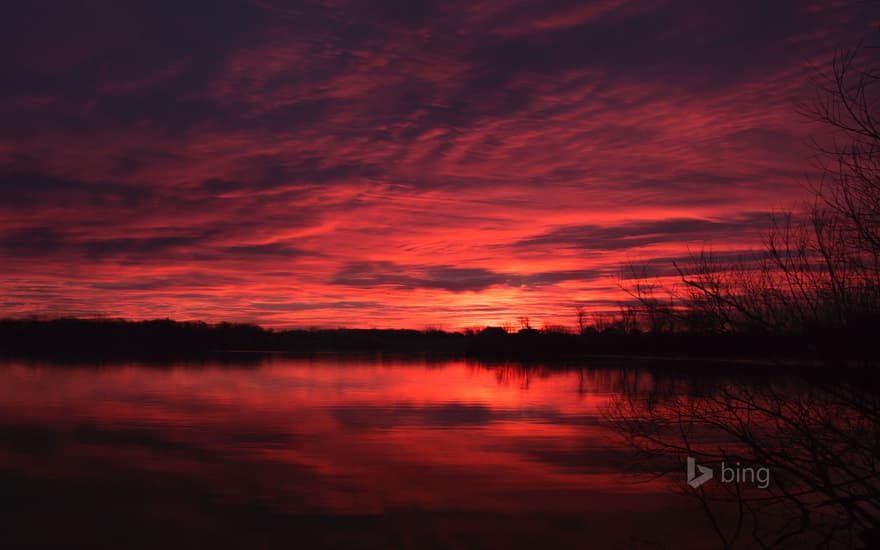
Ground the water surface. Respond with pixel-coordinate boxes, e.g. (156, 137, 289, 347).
(0, 356, 722, 548)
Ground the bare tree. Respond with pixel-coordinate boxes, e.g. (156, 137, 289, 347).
(607, 37, 880, 548)
(622, 41, 880, 340)
(607, 370, 880, 549)
(576, 306, 587, 334)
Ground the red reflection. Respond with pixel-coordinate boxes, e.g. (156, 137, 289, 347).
(0, 358, 714, 548)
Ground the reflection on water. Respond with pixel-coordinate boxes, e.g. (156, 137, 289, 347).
(0, 356, 836, 549)
(609, 368, 880, 549)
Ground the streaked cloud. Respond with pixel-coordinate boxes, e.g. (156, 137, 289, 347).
(0, 0, 875, 328)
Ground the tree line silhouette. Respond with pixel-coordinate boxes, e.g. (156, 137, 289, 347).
(0, 314, 874, 362)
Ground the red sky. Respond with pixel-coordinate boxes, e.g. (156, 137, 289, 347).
(1, 1, 878, 329)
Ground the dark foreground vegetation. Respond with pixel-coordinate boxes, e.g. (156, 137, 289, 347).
(606, 38, 880, 547)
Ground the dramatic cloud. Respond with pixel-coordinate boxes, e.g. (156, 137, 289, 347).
(332, 262, 602, 292)
(516, 213, 773, 251)
(1, 0, 877, 328)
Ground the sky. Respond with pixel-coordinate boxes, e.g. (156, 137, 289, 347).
(1, 0, 878, 330)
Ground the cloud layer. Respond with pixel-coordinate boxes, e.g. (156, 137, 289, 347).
(1, 0, 877, 328)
